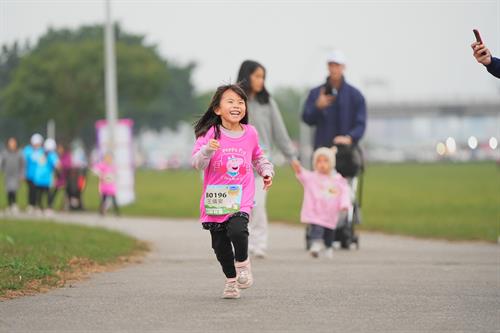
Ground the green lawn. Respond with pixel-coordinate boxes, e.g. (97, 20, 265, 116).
(1, 163, 499, 242)
(0, 219, 146, 297)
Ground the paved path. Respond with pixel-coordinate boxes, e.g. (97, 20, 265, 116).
(0, 213, 498, 332)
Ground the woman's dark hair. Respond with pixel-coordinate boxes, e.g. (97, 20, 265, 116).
(237, 60, 270, 104)
(194, 84, 248, 139)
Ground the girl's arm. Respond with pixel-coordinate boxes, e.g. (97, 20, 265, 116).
(291, 160, 302, 174)
(191, 134, 218, 170)
(295, 166, 312, 185)
(191, 145, 216, 170)
(253, 154, 274, 191)
(252, 154, 274, 178)
(290, 158, 313, 185)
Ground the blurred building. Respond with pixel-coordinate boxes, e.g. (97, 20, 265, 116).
(364, 98, 499, 162)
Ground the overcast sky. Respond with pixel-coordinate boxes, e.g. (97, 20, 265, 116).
(1, 0, 499, 102)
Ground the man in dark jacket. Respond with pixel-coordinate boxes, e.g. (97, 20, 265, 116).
(302, 50, 366, 150)
(472, 41, 500, 79)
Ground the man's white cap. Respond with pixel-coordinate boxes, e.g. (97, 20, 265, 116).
(31, 133, 44, 146)
(44, 138, 56, 151)
(326, 50, 347, 65)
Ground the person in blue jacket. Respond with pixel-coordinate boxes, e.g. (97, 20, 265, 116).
(471, 41, 500, 79)
(33, 138, 59, 214)
(302, 50, 366, 150)
(23, 133, 44, 212)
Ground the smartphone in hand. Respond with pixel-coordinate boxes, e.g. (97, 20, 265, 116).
(324, 79, 338, 97)
(473, 29, 487, 56)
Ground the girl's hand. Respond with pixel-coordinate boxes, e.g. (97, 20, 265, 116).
(291, 160, 301, 174)
(208, 139, 220, 151)
(263, 175, 273, 190)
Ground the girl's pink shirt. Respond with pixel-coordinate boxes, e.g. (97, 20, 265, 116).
(93, 162, 117, 195)
(296, 169, 351, 229)
(192, 124, 273, 223)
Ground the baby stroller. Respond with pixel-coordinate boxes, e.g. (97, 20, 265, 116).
(306, 144, 364, 250)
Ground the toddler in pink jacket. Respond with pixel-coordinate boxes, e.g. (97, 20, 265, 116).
(292, 147, 351, 258)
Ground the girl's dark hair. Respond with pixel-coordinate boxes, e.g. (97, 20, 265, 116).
(237, 60, 270, 104)
(194, 84, 248, 139)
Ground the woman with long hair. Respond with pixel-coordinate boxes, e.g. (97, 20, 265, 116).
(237, 60, 297, 258)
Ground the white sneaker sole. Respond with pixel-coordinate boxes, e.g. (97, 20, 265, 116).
(237, 279, 253, 289)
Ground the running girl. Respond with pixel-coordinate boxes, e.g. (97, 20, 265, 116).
(192, 84, 274, 299)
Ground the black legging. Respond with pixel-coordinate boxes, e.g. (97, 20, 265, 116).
(35, 186, 49, 210)
(100, 194, 120, 215)
(210, 215, 249, 279)
(26, 180, 37, 206)
(7, 191, 16, 206)
(48, 188, 61, 209)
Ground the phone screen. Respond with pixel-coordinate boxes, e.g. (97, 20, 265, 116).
(473, 29, 483, 44)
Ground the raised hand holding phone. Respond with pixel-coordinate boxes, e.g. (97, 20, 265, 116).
(471, 29, 492, 66)
(315, 87, 335, 110)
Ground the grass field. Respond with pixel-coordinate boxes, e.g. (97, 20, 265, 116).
(1, 163, 498, 242)
(0, 219, 145, 297)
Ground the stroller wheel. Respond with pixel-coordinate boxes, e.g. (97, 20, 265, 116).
(353, 235, 360, 250)
(340, 238, 351, 250)
(339, 224, 353, 250)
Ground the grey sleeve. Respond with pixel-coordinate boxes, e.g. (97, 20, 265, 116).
(191, 145, 215, 170)
(269, 98, 297, 161)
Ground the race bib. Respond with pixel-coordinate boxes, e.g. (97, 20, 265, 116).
(204, 184, 242, 215)
(104, 174, 115, 183)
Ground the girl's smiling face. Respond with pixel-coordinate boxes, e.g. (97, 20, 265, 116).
(214, 89, 246, 128)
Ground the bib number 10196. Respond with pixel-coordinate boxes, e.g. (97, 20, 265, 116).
(204, 184, 242, 215)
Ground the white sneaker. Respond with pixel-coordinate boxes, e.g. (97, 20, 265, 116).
(11, 204, 19, 215)
(235, 259, 254, 289)
(324, 247, 333, 259)
(309, 241, 322, 258)
(44, 209, 54, 217)
(222, 278, 240, 299)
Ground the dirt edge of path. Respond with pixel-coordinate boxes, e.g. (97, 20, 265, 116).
(0, 240, 151, 302)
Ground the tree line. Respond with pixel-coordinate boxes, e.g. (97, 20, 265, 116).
(0, 24, 303, 148)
